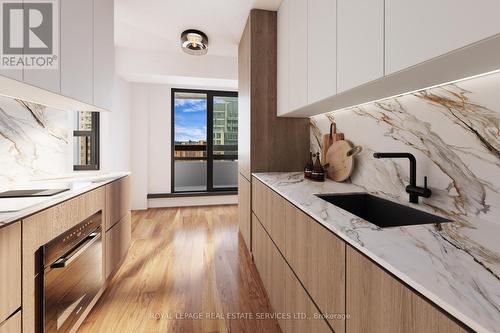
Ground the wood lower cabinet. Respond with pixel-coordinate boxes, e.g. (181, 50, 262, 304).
(284, 266, 332, 333)
(252, 214, 331, 332)
(0, 310, 21, 333)
(0, 223, 21, 323)
(252, 177, 286, 253)
(346, 246, 469, 333)
(105, 176, 130, 231)
(238, 174, 251, 251)
(284, 201, 345, 332)
(105, 212, 131, 279)
(252, 214, 287, 329)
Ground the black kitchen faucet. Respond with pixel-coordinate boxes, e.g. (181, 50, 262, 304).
(373, 152, 432, 204)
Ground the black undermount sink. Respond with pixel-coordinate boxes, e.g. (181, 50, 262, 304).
(316, 193, 451, 228)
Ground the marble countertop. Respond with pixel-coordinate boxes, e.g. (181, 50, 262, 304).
(0, 171, 130, 228)
(253, 172, 500, 333)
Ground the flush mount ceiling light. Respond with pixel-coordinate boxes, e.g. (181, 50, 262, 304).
(181, 29, 208, 56)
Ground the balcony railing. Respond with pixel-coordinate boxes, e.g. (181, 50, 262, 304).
(174, 144, 238, 160)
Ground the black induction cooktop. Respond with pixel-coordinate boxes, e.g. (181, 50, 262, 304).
(0, 189, 69, 198)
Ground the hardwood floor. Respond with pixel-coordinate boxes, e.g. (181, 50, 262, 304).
(78, 205, 281, 333)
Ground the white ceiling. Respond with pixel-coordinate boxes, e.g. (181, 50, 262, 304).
(115, 0, 283, 57)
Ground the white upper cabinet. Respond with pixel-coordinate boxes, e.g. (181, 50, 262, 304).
(307, 0, 336, 103)
(337, 0, 383, 93)
(385, 0, 500, 75)
(93, 0, 115, 110)
(23, 0, 60, 93)
(277, 0, 289, 116)
(61, 0, 93, 104)
(288, 0, 308, 111)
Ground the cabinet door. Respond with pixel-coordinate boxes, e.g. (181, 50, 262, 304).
(288, 0, 308, 111)
(0, 310, 21, 333)
(284, 202, 345, 332)
(385, 0, 500, 74)
(251, 178, 285, 253)
(284, 264, 332, 333)
(337, 0, 384, 92)
(60, 0, 93, 103)
(105, 213, 131, 279)
(277, 0, 289, 116)
(252, 214, 286, 330)
(347, 246, 469, 333)
(307, 0, 336, 103)
(93, 0, 115, 110)
(105, 176, 130, 231)
(238, 173, 251, 251)
(0, 223, 21, 323)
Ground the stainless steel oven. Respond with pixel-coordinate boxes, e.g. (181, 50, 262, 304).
(41, 211, 103, 332)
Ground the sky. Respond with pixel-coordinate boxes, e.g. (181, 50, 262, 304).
(174, 98, 207, 142)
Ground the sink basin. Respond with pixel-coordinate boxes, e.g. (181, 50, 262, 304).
(316, 193, 451, 228)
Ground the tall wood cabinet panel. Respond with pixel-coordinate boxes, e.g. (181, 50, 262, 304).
(346, 246, 469, 333)
(337, 0, 384, 92)
(61, 0, 93, 104)
(284, 201, 345, 332)
(0, 223, 21, 323)
(238, 174, 251, 250)
(93, 0, 115, 110)
(238, 9, 309, 254)
(277, 0, 289, 116)
(307, 0, 336, 103)
(385, 0, 500, 75)
(288, 0, 308, 110)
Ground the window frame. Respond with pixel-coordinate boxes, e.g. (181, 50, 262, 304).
(171, 88, 238, 193)
(73, 112, 100, 171)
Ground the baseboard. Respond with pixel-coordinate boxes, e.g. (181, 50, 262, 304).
(148, 195, 238, 208)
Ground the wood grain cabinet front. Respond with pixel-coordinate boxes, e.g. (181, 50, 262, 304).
(105, 212, 131, 279)
(0, 310, 21, 333)
(238, 174, 251, 251)
(346, 246, 470, 333)
(0, 223, 21, 324)
(284, 201, 345, 332)
(252, 177, 286, 253)
(105, 176, 130, 231)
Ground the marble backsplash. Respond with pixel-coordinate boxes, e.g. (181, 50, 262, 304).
(0, 95, 70, 186)
(310, 71, 500, 226)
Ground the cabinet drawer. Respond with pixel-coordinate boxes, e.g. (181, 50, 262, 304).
(105, 212, 131, 279)
(0, 310, 21, 333)
(251, 177, 286, 252)
(347, 246, 469, 333)
(284, 201, 345, 332)
(105, 176, 130, 231)
(0, 223, 21, 323)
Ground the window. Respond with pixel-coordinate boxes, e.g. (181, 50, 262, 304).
(172, 89, 238, 193)
(73, 111, 100, 170)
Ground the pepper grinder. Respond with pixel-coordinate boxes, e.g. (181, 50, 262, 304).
(311, 152, 325, 182)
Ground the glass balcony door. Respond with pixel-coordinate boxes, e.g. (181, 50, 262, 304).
(172, 89, 238, 193)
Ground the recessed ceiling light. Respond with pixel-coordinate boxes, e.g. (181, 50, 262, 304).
(180, 29, 208, 56)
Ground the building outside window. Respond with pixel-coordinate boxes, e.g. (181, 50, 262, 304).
(73, 111, 100, 170)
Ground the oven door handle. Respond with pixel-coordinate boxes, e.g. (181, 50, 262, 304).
(50, 231, 101, 269)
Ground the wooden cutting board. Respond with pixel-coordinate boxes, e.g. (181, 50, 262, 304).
(321, 123, 344, 164)
(325, 140, 362, 182)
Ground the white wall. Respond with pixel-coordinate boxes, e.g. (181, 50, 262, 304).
(129, 82, 237, 210)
